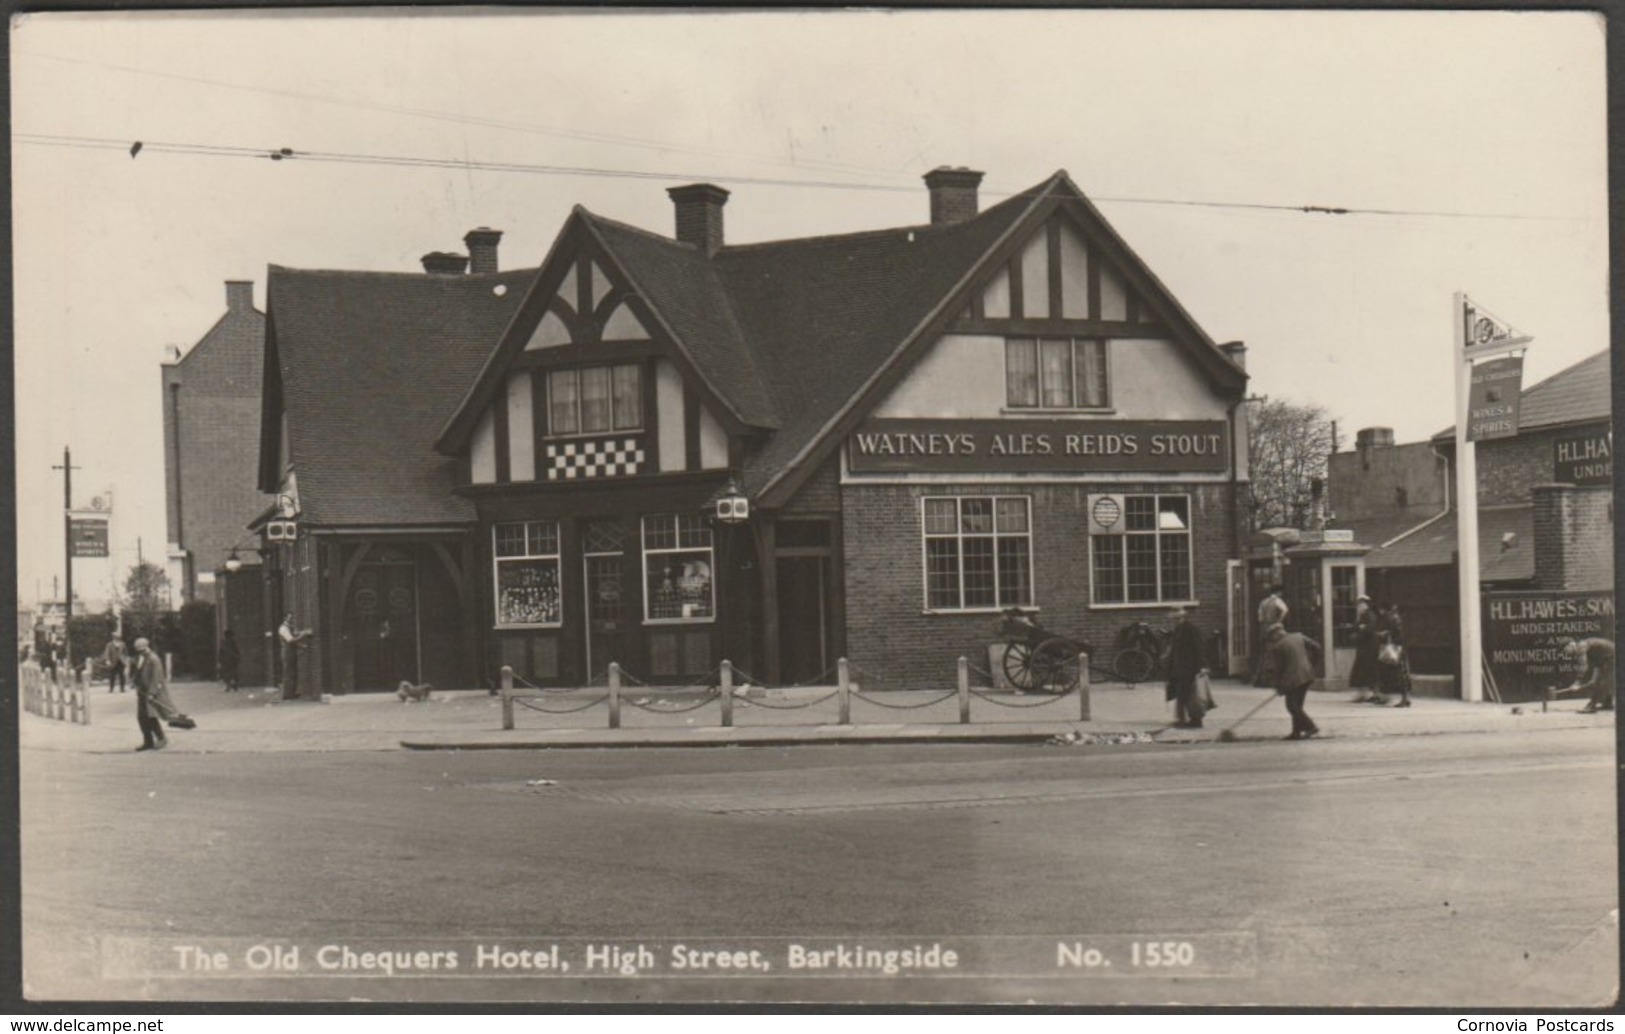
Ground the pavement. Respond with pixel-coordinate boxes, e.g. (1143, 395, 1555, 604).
(16, 670, 1615, 754)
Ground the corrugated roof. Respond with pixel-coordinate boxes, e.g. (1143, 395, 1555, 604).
(1433, 349, 1611, 441)
(268, 265, 533, 526)
(1363, 504, 1535, 582)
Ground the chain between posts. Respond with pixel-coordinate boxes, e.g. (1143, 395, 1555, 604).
(964, 660, 1076, 707)
(514, 693, 610, 715)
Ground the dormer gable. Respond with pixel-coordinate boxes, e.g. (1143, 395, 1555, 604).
(439, 210, 751, 488)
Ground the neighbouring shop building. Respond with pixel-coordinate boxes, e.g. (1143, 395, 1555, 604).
(1328, 350, 1613, 697)
(262, 170, 1254, 694)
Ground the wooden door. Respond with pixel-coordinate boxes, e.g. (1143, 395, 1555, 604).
(350, 562, 420, 690)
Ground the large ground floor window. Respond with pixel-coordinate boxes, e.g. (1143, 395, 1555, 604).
(493, 520, 562, 626)
(922, 496, 1033, 611)
(1091, 494, 1193, 604)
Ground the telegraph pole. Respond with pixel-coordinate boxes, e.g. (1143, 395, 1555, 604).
(52, 446, 79, 670)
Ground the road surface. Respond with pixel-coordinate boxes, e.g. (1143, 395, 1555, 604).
(20, 726, 1618, 1006)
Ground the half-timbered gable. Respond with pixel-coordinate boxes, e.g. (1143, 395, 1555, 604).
(439, 209, 773, 491)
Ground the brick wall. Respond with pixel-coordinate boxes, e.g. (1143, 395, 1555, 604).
(841, 480, 1238, 683)
(779, 456, 841, 514)
(1459, 423, 1608, 506)
(1533, 484, 1614, 592)
(163, 293, 272, 601)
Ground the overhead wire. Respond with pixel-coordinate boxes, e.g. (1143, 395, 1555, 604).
(12, 131, 1594, 223)
(14, 48, 903, 182)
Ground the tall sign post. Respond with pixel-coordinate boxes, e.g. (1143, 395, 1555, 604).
(1455, 294, 1532, 702)
(52, 446, 80, 671)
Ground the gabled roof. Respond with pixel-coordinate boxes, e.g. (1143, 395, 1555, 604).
(436, 169, 1245, 506)
(263, 265, 533, 526)
(1433, 349, 1612, 442)
(729, 170, 1246, 504)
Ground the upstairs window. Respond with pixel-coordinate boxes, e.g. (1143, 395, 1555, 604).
(1006, 338, 1109, 410)
(548, 363, 642, 436)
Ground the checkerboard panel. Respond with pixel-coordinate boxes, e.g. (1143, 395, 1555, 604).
(545, 437, 646, 480)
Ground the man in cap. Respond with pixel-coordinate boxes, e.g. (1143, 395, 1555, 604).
(131, 636, 195, 751)
(1257, 622, 1322, 740)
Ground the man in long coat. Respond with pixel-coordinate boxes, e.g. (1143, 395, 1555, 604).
(132, 637, 193, 751)
(1164, 606, 1208, 728)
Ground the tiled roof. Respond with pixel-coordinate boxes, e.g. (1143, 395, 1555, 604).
(267, 265, 533, 526)
(1433, 349, 1611, 441)
(582, 214, 778, 429)
(1328, 508, 1448, 551)
(1362, 504, 1535, 583)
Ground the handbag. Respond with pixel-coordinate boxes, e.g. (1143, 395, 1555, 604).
(1378, 642, 1403, 667)
(1197, 670, 1216, 709)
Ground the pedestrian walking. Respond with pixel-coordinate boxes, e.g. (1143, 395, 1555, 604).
(1257, 622, 1321, 740)
(279, 613, 313, 700)
(218, 628, 241, 692)
(1164, 605, 1208, 728)
(1375, 601, 1411, 707)
(1562, 637, 1615, 713)
(1348, 596, 1380, 702)
(102, 635, 128, 694)
(131, 636, 195, 751)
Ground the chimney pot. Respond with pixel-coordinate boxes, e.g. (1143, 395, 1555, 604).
(464, 227, 503, 274)
(923, 166, 985, 225)
(667, 183, 729, 255)
(421, 251, 469, 275)
(1219, 340, 1247, 370)
(1355, 427, 1395, 451)
(225, 280, 254, 312)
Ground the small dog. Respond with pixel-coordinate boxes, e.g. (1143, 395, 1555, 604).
(396, 680, 434, 703)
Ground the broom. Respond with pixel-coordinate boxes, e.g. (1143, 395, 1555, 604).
(1215, 692, 1279, 742)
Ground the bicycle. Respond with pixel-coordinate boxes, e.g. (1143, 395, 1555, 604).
(1110, 620, 1168, 684)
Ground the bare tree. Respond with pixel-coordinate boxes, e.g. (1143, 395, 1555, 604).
(1247, 398, 1337, 532)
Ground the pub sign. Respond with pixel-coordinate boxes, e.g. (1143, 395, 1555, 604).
(848, 419, 1229, 474)
(69, 516, 109, 558)
(1466, 356, 1524, 442)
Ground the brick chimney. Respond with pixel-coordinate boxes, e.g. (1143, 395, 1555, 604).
(923, 166, 984, 225)
(464, 227, 503, 274)
(421, 252, 468, 275)
(1218, 340, 1247, 370)
(225, 280, 254, 312)
(1356, 426, 1394, 470)
(667, 183, 729, 255)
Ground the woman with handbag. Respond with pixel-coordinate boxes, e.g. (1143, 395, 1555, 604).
(1376, 602, 1412, 708)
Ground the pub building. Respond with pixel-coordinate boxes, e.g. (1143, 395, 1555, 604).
(259, 168, 1253, 695)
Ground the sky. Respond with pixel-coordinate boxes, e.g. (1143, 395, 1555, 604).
(9, 7, 1610, 610)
